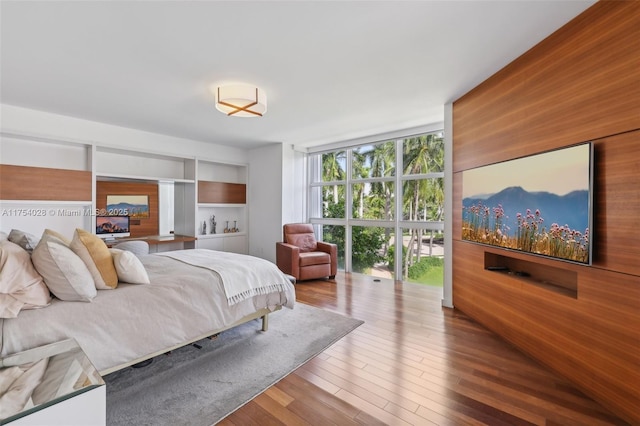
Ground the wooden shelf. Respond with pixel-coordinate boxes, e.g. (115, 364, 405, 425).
(198, 181, 246, 204)
(484, 252, 578, 298)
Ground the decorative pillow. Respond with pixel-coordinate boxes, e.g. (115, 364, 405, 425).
(0, 240, 51, 318)
(8, 229, 40, 254)
(70, 229, 118, 290)
(109, 249, 150, 284)
(31, 230, 96, 302)
(0, 231, 8, 241)
(40, 229, 71, 245)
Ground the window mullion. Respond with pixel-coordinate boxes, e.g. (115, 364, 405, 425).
(395, 139, 403, 280)
(345, 149, 353, 273)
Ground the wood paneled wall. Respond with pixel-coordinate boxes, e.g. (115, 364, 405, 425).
(452, 2, 640, 424)
(0, 164, 92, 201)
(96, 181, 158, 237)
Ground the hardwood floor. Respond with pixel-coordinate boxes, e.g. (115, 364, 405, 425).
(220, 273, 627, 425)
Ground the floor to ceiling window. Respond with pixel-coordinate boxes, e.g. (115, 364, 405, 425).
(308, 131, 445, 287)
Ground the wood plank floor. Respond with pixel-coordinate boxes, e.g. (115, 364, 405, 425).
(220, 273, 627, 425)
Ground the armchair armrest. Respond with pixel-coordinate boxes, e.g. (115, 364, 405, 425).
(276, 242, 300, 278)
(317, 241, 338, 278)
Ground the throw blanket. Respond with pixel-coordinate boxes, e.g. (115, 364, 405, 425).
(157, 249, 290, 305)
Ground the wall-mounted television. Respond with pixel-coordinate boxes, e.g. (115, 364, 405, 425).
(462, 142, 593, 265)
(96, 215, 130, 241)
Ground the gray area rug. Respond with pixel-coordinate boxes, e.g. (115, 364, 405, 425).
(104, 303, 363, 425)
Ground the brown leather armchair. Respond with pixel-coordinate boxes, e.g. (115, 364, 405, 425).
(276, 223, 337, 281)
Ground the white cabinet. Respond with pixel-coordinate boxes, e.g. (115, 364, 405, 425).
(196, 234, 247, 254)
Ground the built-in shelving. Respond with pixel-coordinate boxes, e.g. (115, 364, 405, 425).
(484, 252, 578, 298)
(193, 159, 248, 254)
(1, 132, 249, 255)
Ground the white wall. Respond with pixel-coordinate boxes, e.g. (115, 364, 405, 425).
(1, 104, 248, 164)
(248, 144, 283, 262)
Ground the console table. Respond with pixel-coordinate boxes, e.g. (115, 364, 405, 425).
(106, 234, 196, 252)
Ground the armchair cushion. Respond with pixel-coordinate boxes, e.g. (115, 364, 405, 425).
(284, 230, 317, 252)
(299, 251, 331, 267)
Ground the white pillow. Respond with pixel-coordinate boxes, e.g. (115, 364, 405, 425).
(8, 229, 40, 254)
(0, 231, 8, 242)
(31, 230, 96, 302)
(109, 249, 150, 284)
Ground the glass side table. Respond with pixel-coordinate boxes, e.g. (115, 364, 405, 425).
(0, 339, 105, 425)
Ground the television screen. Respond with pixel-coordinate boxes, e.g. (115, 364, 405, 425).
(96, 215, 131, 240)
(462, 142, 593, 265)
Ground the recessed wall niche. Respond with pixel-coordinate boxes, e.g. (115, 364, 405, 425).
(96, 181, 159, 237)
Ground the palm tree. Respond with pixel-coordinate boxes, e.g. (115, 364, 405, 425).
(365, 141, 395, 252)
(401, 134, 445, 278)
(322, 151, 346, 204)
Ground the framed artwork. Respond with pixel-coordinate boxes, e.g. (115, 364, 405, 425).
(106, 195, 150, 218)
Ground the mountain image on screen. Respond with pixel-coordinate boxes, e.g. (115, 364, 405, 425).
(97, 220, 129, 234)
(463, 186, 589, 232)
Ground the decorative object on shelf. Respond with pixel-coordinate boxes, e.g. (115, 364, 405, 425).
(203, 220, 206, 235)
(210, 215, 217, 234)
(220, 220, 241, 233)
(213, 84, 267, 117)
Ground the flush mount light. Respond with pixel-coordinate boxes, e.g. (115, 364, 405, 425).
(214, 84, 267, 117)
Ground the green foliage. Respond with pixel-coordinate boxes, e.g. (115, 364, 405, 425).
(351, 226, 385, 272)
(408, 256, 444, 286)
(386, 244, 407, 275)
(325, 199, 346, 219)
(323, 200, 385, 272)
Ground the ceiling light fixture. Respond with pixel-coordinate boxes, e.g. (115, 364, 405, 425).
(214, 84, 267, 117)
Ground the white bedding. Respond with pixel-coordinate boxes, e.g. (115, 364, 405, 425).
(157, 249, 292, 305)
(0, 251, 296, 374)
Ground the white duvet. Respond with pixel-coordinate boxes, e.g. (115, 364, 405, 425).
(0, 250, 296, 374)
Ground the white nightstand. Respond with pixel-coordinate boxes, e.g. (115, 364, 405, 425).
(0, 339, 105, 425)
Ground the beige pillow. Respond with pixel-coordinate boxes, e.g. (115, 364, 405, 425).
(31, 230, 96, 302)
(0, 240, 51, 318)
(41, 229, 71, 245)
(109, 249, 150, 284)
(70, 229, 118, 290)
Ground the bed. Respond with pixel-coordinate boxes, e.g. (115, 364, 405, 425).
(0, 235, 296, 375)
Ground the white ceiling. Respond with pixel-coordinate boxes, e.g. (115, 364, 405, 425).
(0, 1, 595, 150)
